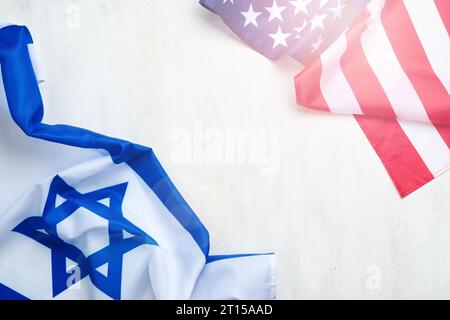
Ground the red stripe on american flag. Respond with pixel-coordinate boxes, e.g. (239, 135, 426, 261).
(434, 124, 450, 151)
(355, 116, 434, 197)
(435, 0, 450, 36)
(340, 10, 397, 119)
(381, 0, 450, 134)
(294, 60, 329, 112)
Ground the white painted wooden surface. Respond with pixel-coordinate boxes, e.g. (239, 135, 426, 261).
(0, 0, 449, 299)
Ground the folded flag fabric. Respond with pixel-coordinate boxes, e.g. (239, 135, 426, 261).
(200, 0, 450, 197)
(0, 24, 275, 300)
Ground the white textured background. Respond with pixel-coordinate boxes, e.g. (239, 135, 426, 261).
(0, 0, 449, 299)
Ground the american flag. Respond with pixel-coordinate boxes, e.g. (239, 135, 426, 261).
(201, 0, 450, 197)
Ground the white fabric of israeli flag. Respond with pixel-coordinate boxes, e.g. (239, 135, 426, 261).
(0, 24, 276, 300)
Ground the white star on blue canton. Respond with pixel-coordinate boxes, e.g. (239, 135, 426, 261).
(13, 175, 158, 300)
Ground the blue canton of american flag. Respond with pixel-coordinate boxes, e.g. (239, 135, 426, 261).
(200, 0, 369, 65)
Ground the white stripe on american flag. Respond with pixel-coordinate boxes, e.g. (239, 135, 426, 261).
(320, 34, 363, 115)
(362, 0, 432, 124)
(404, 0, 450, 93)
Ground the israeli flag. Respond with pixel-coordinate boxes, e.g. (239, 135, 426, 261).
(0, 24, 275, 300)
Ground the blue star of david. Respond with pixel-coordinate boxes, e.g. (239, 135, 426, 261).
(13, 175, 158, 300)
